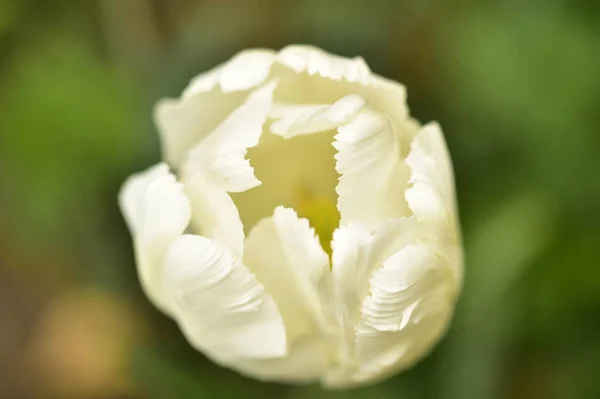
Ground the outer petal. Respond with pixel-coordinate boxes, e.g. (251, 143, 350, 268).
(353, 243, 456, 382)
(365, 75, 420, 148)
(277, 45, 371, 84)
(228, 337, 331, 383)
(154, 90, 247, 169)
(405, 122, 462, 281)
(405, 122, 457, 227)
(327, 221, 457, 387)
(118, 163, 191, 313)
(180, 82, 277, 254)
(155, 49, 275, 168)
(163, 234, 287, 360)
(183, 81, 277, 192)
(334, 111, 411, 227)
(243, 207, 334, 343)
(269, 95, 366, 138)
(183, 49, 276, 96)
(328, 218, 420, 375)
(273, 45, 418, 147)
(181, 172, 244, 256)
(272, 45, 372, 110)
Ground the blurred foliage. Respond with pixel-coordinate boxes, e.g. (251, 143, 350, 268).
(0, 0, 599, 398)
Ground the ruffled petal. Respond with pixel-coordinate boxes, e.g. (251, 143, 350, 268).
(272, 46, 372, 107)
(183, 81, 277, 193)
(155, 50, 275, 168)
(182, 172, 244, 256)
(405, 122, 457, 227)
(183, 49, 276, 97)
(352, 243, 456, 382)
(179, 82, 277, 254)
(328, 218, 419, 374)
(405, 122, 462, 281)
(118, 163, 191, 313)
(334, 111, 411, 227)
(365, 75, 421, 150)
(273, 46, 417, 148)
(155, 90, 247, 169)
(269, 95, 366, 138)
(243, 206, 334, 342)
(327, 222, 457, 387)
(277, 45, 371, 83)
(164, 234, 287, 360)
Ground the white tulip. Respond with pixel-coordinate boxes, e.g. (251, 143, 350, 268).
(119, 45, 463, 388)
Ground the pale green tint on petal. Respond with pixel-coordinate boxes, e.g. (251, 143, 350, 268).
(163, 234, 287, 360)
(118, 163, 191, 314)
(334, 111, 411, 228)
(244, 206, 334, 343)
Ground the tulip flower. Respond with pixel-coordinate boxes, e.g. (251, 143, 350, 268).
(119, 45, 462, 388)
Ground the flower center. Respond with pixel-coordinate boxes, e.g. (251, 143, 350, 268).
(295, 192, 339, 256)
(230, 128, 340, 254)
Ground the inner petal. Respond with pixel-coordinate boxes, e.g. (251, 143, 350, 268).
(230, 129, 340, 251)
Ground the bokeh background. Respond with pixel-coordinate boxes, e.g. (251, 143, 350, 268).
(1, 1, 599, 398)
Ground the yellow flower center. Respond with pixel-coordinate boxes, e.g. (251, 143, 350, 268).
(295, 189, 340, 257)
(231, 128, 340, 254)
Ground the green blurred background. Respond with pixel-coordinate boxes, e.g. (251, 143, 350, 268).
(1, 1, 599, 398)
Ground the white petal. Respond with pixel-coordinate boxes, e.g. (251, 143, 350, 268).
(405, 122, 462, 282)
(277, 45, 370, 84)
(353, 243, 456, 382)
(118, 163, 191, 313)
(180, 64, 223, 99)
(334, 111, 411, 227)
(178, 82, 277, 254)
(269, 95, 366, 138)
(184, 49, 276, 96)
(329, 218, 420, 370)
(272, 46, 373, 107)
(365, 74, 421, 149)
(327, 223, 457, 387)
(332, 219, 421, 307)
(155, 90, 247, 168)
(182, 172, 244, 256)
(273, 46, 417, 145)
(155, 49, 275, 168)
(272, 47, 418, 160)
(183, 81, 277, 193)
(405, 122, 457, 227)
(243, 206, 334, 342)
(164, 234, 287, 360)
(229, 336, 330, 383)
